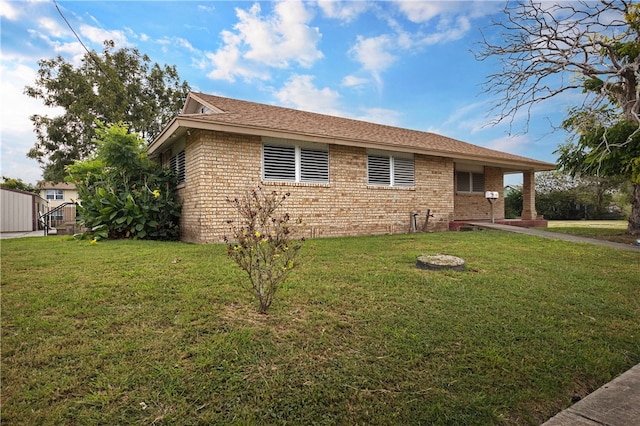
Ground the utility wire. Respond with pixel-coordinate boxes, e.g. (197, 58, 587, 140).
(52, 0, 115, 82)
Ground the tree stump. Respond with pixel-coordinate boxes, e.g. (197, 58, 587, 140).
(416, 254, 465, 271)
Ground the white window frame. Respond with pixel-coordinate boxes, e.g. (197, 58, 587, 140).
(262, 138, 329, 184)
(367, 150, 414, 187)
(46, 189, 64, 200)
(456, 171, 485, 193)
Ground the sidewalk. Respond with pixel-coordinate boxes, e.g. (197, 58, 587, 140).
(0, 230, 51, 239)
(468, 222, 640, 252)
(542, 363, 640, 426)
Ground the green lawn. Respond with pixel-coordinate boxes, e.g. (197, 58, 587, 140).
(2, 231, 639, 425)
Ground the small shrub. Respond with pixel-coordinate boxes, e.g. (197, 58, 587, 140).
(225, 187, 304, 314)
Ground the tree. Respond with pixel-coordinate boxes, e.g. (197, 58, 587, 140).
(0, 177, 39, 194)
(67, 121, 181, 241)
(536, 171, 627, 219)
(476, 0, 640, 235)
(504, 185, 523, 219)
(225, 187, 304, 314)
(25, 40, 190, 182)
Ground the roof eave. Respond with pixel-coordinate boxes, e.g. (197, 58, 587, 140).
(148, 116, 556, 172)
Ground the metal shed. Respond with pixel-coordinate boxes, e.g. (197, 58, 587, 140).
(0, 188, 47, 233)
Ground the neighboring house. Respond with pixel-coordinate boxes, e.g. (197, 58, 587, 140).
(148, 92, 556, 244)
(37, 182, 77, 228)
(0, 188, 47, 232)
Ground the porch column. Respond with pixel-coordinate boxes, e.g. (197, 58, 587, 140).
(521, 170, 537, 220)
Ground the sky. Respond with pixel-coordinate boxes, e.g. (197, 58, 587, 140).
(1, 0, 578, 185)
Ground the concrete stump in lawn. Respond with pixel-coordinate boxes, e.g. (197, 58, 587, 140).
(416, 254, 465, 271)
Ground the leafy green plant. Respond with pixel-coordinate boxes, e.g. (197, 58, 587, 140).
(67, 121, 181, 240)
(225, 186, 304, 314)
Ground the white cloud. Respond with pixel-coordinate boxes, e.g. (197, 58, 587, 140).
(176, 37, 197, 53)
(349, 34, 397, 73)
(0, 59, 64, 184)
(440, 101, 490, 135)
(37, 17, 68, 38)
(349, 34, 397, 91)
(394, 1, 453, 23)
(0, 0, 20, 20)
(206, 1, 323, 81)
(318, 0, 369, 22)
(419, 15, 471, 45)
(341, 74, 370, 87)
(156, 36, 198, 54)
(80, 24, 129, 46)
(342, 1, 499, 93)
(274, 75, 402, 127)
(395, 1, 498, 24)
(206, 30, 269, 82)
(197, 4, 216, 13)
(390, 1, 499, 47)
(25, 28, 85, 65)
(484, 134, 531, 155)
(355, 107, 401, 127)
(238, 2, 322, 67)
(274, 74, 342, 116)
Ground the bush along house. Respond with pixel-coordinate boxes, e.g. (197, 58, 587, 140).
(147, 92, 555, 244)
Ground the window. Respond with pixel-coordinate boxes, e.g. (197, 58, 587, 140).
(50, 210, 64, 221)
(367, 151, 414, 187)
(456, 171, 484, 193)
(262, 139, 329, 183)
(170, 150, 186, 184)
(46, 189, 63, 200)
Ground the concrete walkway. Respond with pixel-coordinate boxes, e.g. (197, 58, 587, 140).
(542, 364, 640, 426)
(0, 230, 53, 239)
(469, 222, 640, 252)
(471, 222, 639, 425)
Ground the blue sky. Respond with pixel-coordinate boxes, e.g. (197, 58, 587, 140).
(1, 0, 574, 185)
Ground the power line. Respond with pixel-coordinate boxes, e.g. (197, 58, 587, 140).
(52, 0, 112, 79)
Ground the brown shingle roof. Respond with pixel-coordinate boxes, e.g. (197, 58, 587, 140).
(37, 181, 76, 190)
(152, 92, 555, 171)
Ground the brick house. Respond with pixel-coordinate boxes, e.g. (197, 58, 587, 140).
(148, 92, 555, 244)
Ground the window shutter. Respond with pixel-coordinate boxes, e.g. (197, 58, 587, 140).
(177, 150, 186, 183)
(263, 144, 296, 181)
(170, 154, 177, 176)
(472, 173, 485, 193)
(368, 155, 391, 185)
(456, 171, 470, 192)
(170, 150, 186, 184)
(300, 148, 329, 183)
(393, 157, 414, 187)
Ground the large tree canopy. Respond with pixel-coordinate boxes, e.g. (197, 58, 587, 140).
(25, 40, 190, 182)
(476, 0, 640, 235)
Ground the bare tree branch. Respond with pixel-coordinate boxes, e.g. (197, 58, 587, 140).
(475, 0, 635, 132)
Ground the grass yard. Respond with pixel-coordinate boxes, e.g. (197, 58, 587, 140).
(2, 231, 639, 425)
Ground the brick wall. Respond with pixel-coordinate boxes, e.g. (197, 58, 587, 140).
(453, 166, 505, 221)
(177, 130, 456, 243)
